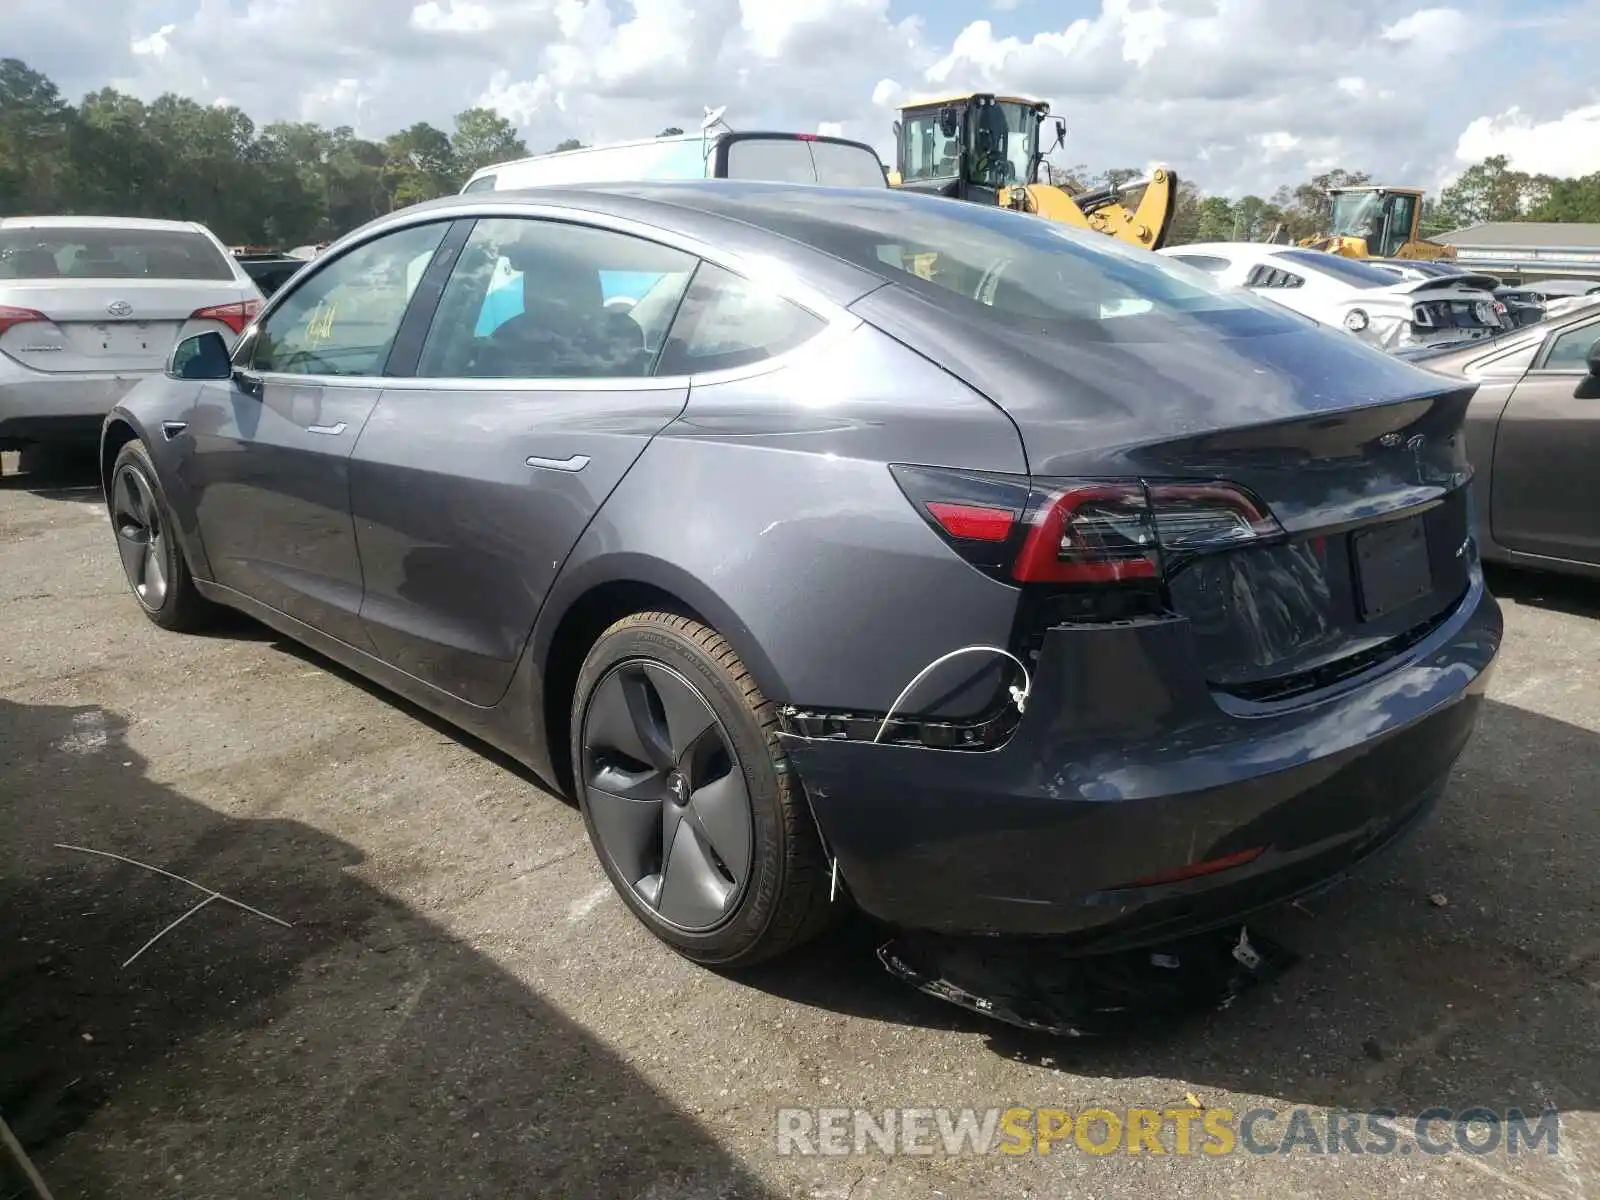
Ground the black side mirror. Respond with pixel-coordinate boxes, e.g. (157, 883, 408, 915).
(168, 331, 233, 381)
(938, 106, 960, 138)
(1052, 118, 1066, 151)
(1588, 337, 1600, 377)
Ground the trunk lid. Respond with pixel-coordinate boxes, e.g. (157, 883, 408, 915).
(0, 278, 251, 374)
(851, 286, 1479, 698)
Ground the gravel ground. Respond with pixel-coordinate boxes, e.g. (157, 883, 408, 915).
(2, 448, 1597, 1200)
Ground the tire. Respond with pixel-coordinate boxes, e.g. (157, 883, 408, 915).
(108, 440, 214, 633)
(571, 611, 835, 968)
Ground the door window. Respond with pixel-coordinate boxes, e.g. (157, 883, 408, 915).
(1542, 323, 1600, 371)
(252, 222, 448, 375)
(416, 218, 698, 379)
(656, 262, 826, 376)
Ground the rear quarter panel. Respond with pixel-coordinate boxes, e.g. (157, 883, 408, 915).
(534, 321, 1030, 719)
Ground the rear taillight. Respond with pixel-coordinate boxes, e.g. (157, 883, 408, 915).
(0, 305, 48, 337)
(191, 300, 261, 334)
(891, 465, 1281, 586)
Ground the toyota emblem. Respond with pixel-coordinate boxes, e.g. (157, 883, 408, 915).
(106, 299, 133, 317)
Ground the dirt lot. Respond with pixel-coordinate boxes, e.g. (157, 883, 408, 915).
(2, 448, 1597, 1200)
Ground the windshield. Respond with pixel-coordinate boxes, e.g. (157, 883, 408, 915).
(970, 102, 1036, 188)
(696, 186, 1305, 335)
(1328, 192, 1384, 238)
(1273, 248, 1402, 290)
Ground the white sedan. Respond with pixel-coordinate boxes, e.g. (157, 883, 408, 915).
(1159, 242, 1503, 353)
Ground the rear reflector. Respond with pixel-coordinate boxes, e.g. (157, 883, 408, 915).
(1123, 846, 1266, 888)
(0, 305, 48, 337)
(191, 300, 262, 335)
(925, 501, 1014, 543)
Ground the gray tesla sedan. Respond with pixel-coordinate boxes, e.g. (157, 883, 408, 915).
(100, 181, 1502, 969)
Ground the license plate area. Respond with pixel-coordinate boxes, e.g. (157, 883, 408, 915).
(1352, 515, 1433, 621)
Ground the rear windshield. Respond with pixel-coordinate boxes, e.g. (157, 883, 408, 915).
(695, 188, 1303, 334)
(724, 137, 886, 188)
(1272, 249, 1401, 290)
(0, 227, 235, 281)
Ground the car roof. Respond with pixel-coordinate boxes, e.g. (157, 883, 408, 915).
(0, 215, 211, 233)
(378, 180, 1029, 301)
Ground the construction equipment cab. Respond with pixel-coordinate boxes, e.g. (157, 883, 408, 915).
(889, 93, 1178, 251)
(460, 129, 889, 193)
(1302, 186, 1457, 261)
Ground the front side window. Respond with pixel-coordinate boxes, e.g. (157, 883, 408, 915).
(252, 221, 447, 375)
(461, 174, 498, 193)
(898, 110, 960, 184)
(416, 217, 697, 379)
(657, 262, 826, 375)
(969, 102, 1034, 188)
(1543, 322, 1600, 371)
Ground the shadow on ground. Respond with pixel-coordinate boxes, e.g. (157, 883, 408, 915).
(1485, 562, 1600, 621)
(743, 694, 1600, 1124)
(0, 446, 104, 505)
(0, 698, 773, 1200)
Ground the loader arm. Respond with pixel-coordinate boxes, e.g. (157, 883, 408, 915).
(1001, 169, 1178, 250)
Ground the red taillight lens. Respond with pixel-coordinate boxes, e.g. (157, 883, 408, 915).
(892, 464, 1281, 587)
(1013, 483, 1159, 583)
(0, 305, 48, 337)
(191, 300, 261, 335)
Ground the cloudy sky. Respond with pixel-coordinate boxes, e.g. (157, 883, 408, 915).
(10, 0, 1600, 196)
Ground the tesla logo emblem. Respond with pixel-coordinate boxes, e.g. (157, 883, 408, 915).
(669, 774, 688, 802)
(106, 299, 133, 317)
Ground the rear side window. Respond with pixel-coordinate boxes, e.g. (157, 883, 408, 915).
(416, 217, 697, 379)
(497, 139, 708, 188)
(657, 262, 826, 375)
(461, 174, 497, 193)
(0, 227, 235, 280)
(721, 137, 886, 188)
(1542, 323, 1600, 370)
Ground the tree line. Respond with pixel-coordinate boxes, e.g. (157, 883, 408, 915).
(4, 56, 1598, 249)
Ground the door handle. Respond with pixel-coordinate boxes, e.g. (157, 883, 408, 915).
(307, 421, 347, 436)
(525, 454, 590, 472)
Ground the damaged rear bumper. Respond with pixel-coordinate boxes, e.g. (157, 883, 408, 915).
(777, 569, 1501, 948)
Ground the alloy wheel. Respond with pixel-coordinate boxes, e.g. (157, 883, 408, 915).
(581, 660, 755, 932)
(111, 465, 169, 612)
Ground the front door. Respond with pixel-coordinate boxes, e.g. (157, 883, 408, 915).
(182, 220, 453, 646)
(1491, 314, 1600, 565)
(349, 215, 700, 705)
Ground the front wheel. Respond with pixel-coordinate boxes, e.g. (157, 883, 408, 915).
(571, 612, 834, 968)
(109, 440, 213, 632)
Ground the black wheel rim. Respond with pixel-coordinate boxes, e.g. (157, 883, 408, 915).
(580, 660, 755, 933)
(111, 464, 169, 612)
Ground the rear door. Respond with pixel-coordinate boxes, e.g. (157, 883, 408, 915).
(182, 219, 457, 646)
(1489, 313, 1600, 564)
(348, 214, 700, 705)
(0, 224, 256, 374)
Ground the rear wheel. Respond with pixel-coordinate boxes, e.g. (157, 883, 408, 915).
(571, 611, 834, 967)
(109, 440, 213, 632)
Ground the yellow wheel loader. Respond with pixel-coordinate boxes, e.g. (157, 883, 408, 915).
(1298, 186, 1457, 261)
(887, 93, 1179, 251)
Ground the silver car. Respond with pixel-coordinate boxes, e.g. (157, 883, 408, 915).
(0, 216, 264, 452)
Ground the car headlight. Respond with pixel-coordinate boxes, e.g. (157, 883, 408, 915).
(1344, 309, 1369, 332)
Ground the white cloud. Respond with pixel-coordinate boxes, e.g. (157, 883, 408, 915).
(15, 0, 1597, 202)
(1453, 103, 1600, 178)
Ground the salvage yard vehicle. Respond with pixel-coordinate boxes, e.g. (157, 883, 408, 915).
(1403, 299, 1600, 581)
(1162, 243, 1504, 351)
(1297, 184, 1456, 261)
(1364, 258, 1538, 329)
(100, 181, 1500, 968)
(0, 216, 263, 453)
(889, 92, 1178, 251)
(460, 127, 889, 194)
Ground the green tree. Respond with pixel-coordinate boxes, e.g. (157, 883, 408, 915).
(1529, 173, 1600, 223)
(451, 107, 527, 177)
(382, 121, 457, 208)
(0, 59, 76, 212)
(551, 137, 586, 153)
(658, 126, 685, 137)
(1193, 194, 1236, 242)
(1436, 155, 1545, 228)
